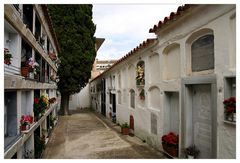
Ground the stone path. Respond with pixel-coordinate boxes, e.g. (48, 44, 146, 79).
(42, 109, 167, 159)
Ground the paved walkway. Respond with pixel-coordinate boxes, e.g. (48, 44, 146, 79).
(42, 109, 167, 159)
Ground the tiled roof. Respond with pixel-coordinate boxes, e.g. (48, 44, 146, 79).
(91, 38, 157, 82)
(41, 5, 61, 53)
(149, 4, 196, 33)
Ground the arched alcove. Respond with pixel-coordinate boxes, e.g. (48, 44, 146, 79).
(162, 43, 180, 80)
(128, 64, 135, 88)
(148, 86, 160, 110)
(149, 53, 160, 83)
(186, 28, 214, 74)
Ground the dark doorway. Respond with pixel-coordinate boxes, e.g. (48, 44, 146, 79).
(112, 94, 116, 123)
(101, 79, 106, 116)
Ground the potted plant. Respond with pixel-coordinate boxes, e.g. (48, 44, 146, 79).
(185, 145, 200, 159)
(223, 97, 236, 122)
(33, 94, 49, 120)
(4, 48, 12, 65)
(161, 132, 179, 157)
(121, 122, 130, 135)
(20, 115, 33, 131)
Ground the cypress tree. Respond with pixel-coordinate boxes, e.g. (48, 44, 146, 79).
(48, 5, 96, 115)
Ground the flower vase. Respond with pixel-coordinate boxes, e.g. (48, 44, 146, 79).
(29, 72, 34, 79)
(21, 125, 26, 131)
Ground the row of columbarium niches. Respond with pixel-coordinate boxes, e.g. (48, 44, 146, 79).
(4, 5, 58, 82)
(4, 89, 58, 154)
(11, 4, 58, 59)
(4, 29, 57, 83)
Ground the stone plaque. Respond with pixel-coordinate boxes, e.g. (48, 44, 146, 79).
(151, 113, 157, 135)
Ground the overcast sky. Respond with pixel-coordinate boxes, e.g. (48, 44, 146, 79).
(93, 4, 181, 60)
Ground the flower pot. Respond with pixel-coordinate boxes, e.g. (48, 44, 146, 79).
(21, 125, 30, 131)
(21, 67, 29, 77)
(21, 125, 26, 131)
(187, 155, 194, 159)
(4, 59, 11, 65)
(121, 127, 129, 135)
(226, 113, 236, 122)
(162, 142, 178, 157)
(140, 96, 145, 100)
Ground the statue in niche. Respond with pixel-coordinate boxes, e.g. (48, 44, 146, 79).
(136, 61, 145, 86)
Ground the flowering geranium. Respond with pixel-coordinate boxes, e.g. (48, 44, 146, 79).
(34, 94, 49, 118)
(20, 115, 33, 126)
(223, 97, 236, 114)
(4, 48, 12, 65)
(162, 132, 179, 146)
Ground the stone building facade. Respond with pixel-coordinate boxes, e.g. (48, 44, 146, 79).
(89, 4, 236, 158)
(91, 59, 118, 79)
(4, 4, 60, 158)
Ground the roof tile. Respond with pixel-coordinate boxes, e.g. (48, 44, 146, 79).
(149, 4, 196, 33)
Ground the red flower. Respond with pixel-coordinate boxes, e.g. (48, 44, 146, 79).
(229, 97, 236, 102)
(20, 115, 33, 125)
(227, 107, 235, 113)
(161, 132, 179, 146)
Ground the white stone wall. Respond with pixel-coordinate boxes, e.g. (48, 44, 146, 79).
(90, 5, 235, 158)
(69, 84, 91, 110)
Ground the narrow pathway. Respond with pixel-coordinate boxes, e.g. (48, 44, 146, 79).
(43, 109, 166, 159)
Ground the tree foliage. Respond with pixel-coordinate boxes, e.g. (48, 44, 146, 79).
(48, 5, 96, 114)
(48, 5, 96, 95)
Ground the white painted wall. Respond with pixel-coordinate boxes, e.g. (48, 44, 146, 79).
(69, 84, 90, 110)
(89, 5, 236, 158)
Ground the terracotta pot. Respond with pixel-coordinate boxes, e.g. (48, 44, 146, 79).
(121, 127, 129, 135)
(162, 142, 178, 157)
(140, 96, 145, 100)
(4, 59, 11, 65)
(21, 67, 29, 77)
